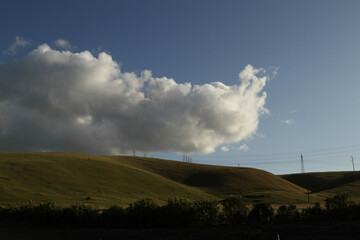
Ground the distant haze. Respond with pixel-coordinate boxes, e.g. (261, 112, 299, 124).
(0, 44, 268, 154)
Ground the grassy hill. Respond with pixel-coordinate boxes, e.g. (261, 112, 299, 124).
(0, 153, 212, 207)
(108, 156, 312, 204)
(0, 152, 315, 206)
(281, 171, 360, 201)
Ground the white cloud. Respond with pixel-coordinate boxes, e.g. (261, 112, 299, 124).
(281, 119, 294, 125)
(0, 44, 269, 154)
(54, 39, 73, 50)
(239, 144, 249, 151)
(3, 36, 30, 55)
(221, 146, 230, 152)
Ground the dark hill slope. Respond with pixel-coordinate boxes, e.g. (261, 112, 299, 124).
(109, 156, 311, 203)
(281, 171, 360, 200)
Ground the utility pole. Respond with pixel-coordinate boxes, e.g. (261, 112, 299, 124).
(306, 190, 311, 204)
(351, 156, 355, 171)
(301, 154, 305, 174)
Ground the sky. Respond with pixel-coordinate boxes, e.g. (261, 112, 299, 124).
(1, 0, 360, 174)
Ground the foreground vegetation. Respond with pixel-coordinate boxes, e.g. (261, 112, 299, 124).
(0, 193, 359, 228)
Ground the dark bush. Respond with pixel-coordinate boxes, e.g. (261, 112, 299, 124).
(159, 198, 195, 227)
(325, 192, 352, 211)
(100, 205, 126, 227)
(248, 202, 274, 224)
(61, 202, 98, 227)
(126, 198, 160, 227)
(221, 195, 249, 224)
(275, 204, 300, 223)
(193, 199, 220, 225)
(325, 192, 356, 220)
(301, 202, 325, 222)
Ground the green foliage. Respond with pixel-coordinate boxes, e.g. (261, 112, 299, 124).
(62, 202, 98, 227)
(100, 205, 126, 227)
(1, 193, 360, 228)
(325, 192, 357, 220)
(248, 202, 274, 224)
(159, 198, 195, 227)
(301, 202, 325, 222)
(221, 195, 248, 224)
(325, 192, 352, 211)
(126, 199, 160, 227)
(193, 199, 220, 225)
(275, 204, 300, 223)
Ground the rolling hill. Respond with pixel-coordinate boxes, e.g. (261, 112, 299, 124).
(108, 156, 311, 204)
(281, 171, 360, 200)
(0, 152, 211, 207)
(0, 152, 313, 206)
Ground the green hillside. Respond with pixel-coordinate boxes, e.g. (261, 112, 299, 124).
(281, 171, 360, 200)
(0, 153, 212, 207)
(108, 156, 312, 204)
(0, 152, 317, 206)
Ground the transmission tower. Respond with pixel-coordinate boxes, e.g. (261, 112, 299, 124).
(301, 154, 305, 173)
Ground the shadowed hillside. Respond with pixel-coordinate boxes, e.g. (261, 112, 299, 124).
(0, 153, 212, 207)
(281, 171, 360, 200)
(108, 156, 312, 204)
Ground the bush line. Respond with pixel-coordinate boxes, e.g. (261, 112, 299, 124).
(0, 193, 359, 228)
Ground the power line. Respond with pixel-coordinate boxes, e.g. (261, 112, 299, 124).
(218, 144, 360, 160)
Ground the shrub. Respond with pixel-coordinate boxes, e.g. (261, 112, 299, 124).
(61, 202, 98, 227)
(325, 193, 352, 211)
(100, 205, 126, 227)
(193, 199, 220, 225)
(248, 202, 274, 224)
(221, 195, 248, 224)
(125, 198, 160, 227)
(275, 204, 300, 223)
(325, 193, 356, 220)
(159, 198, 195, 227)
(301, 202, 324, 222)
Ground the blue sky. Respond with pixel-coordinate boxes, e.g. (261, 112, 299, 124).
(1, 0, 360, 174)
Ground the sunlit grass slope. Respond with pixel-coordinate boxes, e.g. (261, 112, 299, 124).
(109, 156, 312, 204)
(0, 153, 212, 207)
(281, 171, 360, 201)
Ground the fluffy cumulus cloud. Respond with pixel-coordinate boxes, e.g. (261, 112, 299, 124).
(0, 44, 269, 154)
